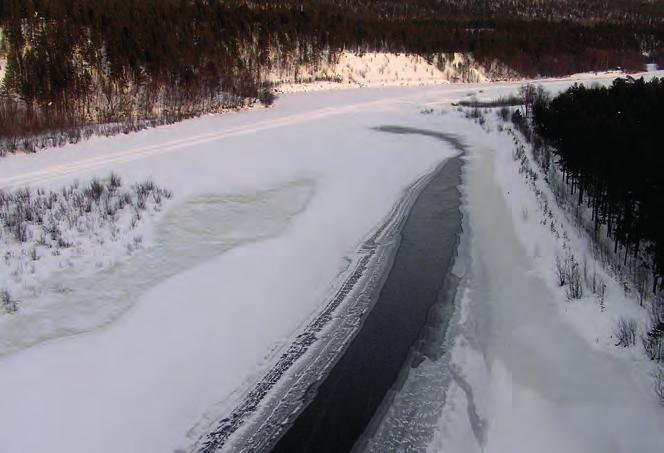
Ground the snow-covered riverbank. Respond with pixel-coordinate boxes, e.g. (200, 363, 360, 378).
(379, 109, 664, 453)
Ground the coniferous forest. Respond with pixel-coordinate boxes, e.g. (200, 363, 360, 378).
(532, 77, 664, 292)
(1, 0, 663, 151)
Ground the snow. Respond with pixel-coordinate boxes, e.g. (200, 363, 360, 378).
(0, 87, 454, 453)
(462, 125, 663, 451)
(1, 72, 664, 453)
(0, 57, 5, 87)
(269, 52, 498, 93)
(0, 180, 308, 356)
(268, 51, 658, 96)
(0, 26, 5, 84)
(415, 107, 664, 451)
(0, 27, 5, 87)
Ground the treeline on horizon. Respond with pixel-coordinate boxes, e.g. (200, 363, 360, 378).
(533, 77, 664, 291)
(1, 0, 663, 152)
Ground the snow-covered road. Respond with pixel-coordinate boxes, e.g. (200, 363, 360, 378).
(1, 73, 663, 453)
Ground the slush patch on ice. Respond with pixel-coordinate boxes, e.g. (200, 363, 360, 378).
(158, 180, 313, 259)
(0, 179, 315, 356)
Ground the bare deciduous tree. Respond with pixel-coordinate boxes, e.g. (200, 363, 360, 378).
(614, 317, 637, 347)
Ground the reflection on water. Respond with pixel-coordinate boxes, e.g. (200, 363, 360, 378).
(0, 180, 315, 356)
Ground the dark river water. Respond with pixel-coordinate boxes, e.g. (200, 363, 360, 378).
(269, 127, 465, 453)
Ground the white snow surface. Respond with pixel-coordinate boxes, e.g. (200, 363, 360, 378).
(460, 120, 663, 452)
(363, 73, 664, 453)
(1, 71, 664, 453)
(0, 86, 456, 453)
(268, 52, 498, 93)
(0, 57, 5, 87)
(420, 109, 664, 452)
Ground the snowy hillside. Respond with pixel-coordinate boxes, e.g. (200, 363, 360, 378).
(269, 52, 517, 93)
(0, 27, 6, 87)
(0, 56, 5, 87)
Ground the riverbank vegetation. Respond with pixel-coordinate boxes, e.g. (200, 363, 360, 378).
(0, 174, 172, 315)
(529, 78, 664, 378)
(1, 0, 663, 154)
(457, 77, 664, 403)
(474, 78, 664, 401)
(532, 78, 664, 295)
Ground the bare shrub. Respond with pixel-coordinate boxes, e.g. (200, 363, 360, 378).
(654, 368, 664, 406)
(597, 278, 607, 311)
(498, 106, 511, 122)
(643, 297, 664, 361)
(86, 178, 105, 201)
(457, 95, 523, 109)
(108, 173, 122, 192)
(556, 253, 583, 299)
(258, 89, 277, 107)
(14, 221, 29, 242)
(1, 289, 18, 314)
(634, 264, 649, 307)
(464, 107, 486, 127)
(614, 317, 637, 347)
(555, 254, 568, 286)
(0, 174, 173, 269)
(1, 174, 176, 317)
(566, 261, 583, 300)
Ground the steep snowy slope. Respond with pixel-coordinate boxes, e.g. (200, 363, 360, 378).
(269, 51, 517, 93)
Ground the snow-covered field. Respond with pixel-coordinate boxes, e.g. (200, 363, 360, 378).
(1, 71, 663, 453)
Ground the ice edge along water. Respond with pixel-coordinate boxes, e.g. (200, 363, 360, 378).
(356, 134, 478, 453)
(193, 150, 456, 453)
(0, 87, 454, 453)
(428, 110, 664, 453)
(269, 129, 464, 453)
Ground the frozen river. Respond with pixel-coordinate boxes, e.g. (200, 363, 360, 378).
(270, 130, 464, 453)
(1, 73, 663, 453)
